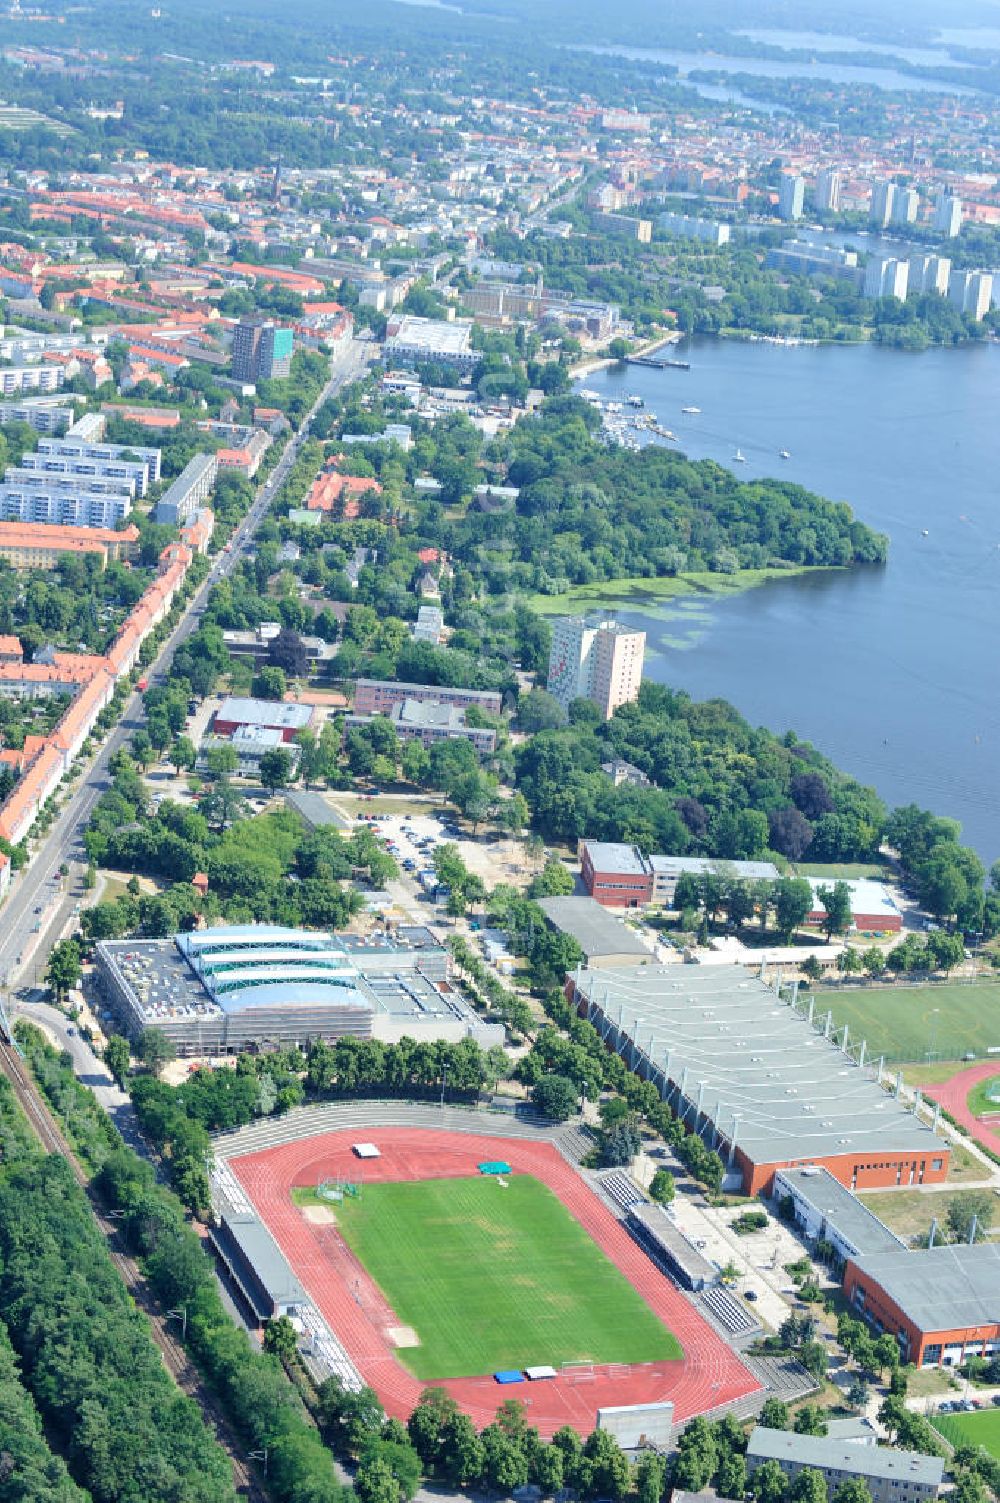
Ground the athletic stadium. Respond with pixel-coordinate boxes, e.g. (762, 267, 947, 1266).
(210, 1105, 767, 1438)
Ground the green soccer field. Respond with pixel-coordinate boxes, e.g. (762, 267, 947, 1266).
(812, 982, 1000, 1064)
(327, 1174, 683, 1381)
(933, 1408, 1000, 1456)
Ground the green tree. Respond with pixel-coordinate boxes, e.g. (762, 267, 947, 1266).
(582, 1428, 631, 1500)
(650, 1168, 675, 1204)
(356, 1457, 401, 1503)
(46, 939, 81, 1001)
(259, 747, 292, 794)
(171, 735, 197, 773)
(831, 1481, 873, 1503)
(817, 880, 852, 940)
(759, 1398, 789, 1430)
(253, 665, 287, 700)
(103, 1033, 131, 1088)
(773, 877, 813, 940)
(400, 738, 431, 785)
(531, 1073, 579, 1121)
(862, 946, 886, 977)
(790, 1469, 828, 1503)
(801, 955, 823, 983)
(794, 1406, 828, 1437)
(479, 1423, 528, 1494)
(672, 1415, 718, 1492)
(528, 858, 575, 898)
(750, 1459, 789, 1503)
(136, 1027, 177, 1076)
(262, 1314, 299, 1363)
(206, 742, 239, 779)
(947, 1190, 994, 1243)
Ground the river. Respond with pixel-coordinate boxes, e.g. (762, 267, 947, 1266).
(577, 338, 1000, 865)
(578, 44, 980, 96)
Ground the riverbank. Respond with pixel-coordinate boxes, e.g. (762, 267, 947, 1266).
(568, 330, 683, 380)
(522, 563, 830, 616)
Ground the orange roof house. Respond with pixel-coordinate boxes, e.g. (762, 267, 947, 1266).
(304, 468, 382, 518)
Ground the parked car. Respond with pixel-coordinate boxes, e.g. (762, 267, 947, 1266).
(744, 1289, 758, 1303)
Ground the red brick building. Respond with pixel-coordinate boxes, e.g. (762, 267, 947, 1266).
(843, 1244, 1000, 1367)
(579, 840, 653, 908)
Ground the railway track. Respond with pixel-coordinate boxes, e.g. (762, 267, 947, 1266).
(0, 1040, 262, 1501)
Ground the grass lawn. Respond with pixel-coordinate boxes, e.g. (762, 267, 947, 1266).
(967, 1077, 1000, 1119)
(313, 1174, 682, 1381)
(811, 982, 1000, 1063)
(857, 1190, 939, 1241)
(901, 1063, 969, 1088)
(933, 1408, 1000, 1455)
(334, 794, 441, 818)
(792, 862, 887, 880)
(908, 1368, 956, 1400)
(522, 565, 825, 616)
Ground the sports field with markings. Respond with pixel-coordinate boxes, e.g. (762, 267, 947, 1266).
(328, 1174, 683, 1380)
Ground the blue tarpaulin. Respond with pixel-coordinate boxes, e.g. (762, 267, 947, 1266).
(494, 1370, 525, 1385)
(478, 1161, 512, 1175)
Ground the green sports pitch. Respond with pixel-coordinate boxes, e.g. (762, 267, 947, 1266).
(326, 1174, 683, 1381)
(933, 1408, 1000, 1456)
(812, 982, 1000, 1063)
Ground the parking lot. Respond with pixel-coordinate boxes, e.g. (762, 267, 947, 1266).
(339, 803, 540, 895)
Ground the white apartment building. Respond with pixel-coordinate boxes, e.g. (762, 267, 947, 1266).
(658, 212, 731, 246)
(547, 615, 645, 720)
(908, 254, 951, 296)
(777, 175, 805, 222)
(935, 192, 963, 238)
(0, 366, 64, 396)
(813, 169, 842, 213)
(0, 486, 132, 528)
(869, 180, 897, 227)
(864, 256, 909, 300)
(892, 187, 919, 225)
(949, 268, 994, 321)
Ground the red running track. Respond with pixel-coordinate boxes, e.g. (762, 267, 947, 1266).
(230, 1127, 760, 1437)
(924, 1062, 1000, 1155)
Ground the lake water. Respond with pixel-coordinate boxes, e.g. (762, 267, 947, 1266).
(736, 28, 963, 70)
(578, 338, 1000, 864)
(580, 44, 978, 96)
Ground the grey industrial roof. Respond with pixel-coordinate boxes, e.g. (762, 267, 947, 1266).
(216, 697, 312, 731)
(582, 841, 650, 876)
(536, 896, 652, 961)
(747, 1428, 944, 1487)
(851, 1243, 1000, 1334)
(775, 1166, 905, 1257)
(649, 855, 780, 882)
(283, 789, 350, 829)
(571, 963, 941, 1168)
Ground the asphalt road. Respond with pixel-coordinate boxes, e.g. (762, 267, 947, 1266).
(0, 339, 369, 998)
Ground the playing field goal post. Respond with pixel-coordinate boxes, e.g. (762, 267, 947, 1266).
(318, 1176, 362, 1203)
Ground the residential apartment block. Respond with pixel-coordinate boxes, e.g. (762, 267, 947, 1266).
(353, 678, 502, 717)
(155, 451, 219, 526)
(746, 1428, 942, 1503)
(547, 615, 644, 719)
